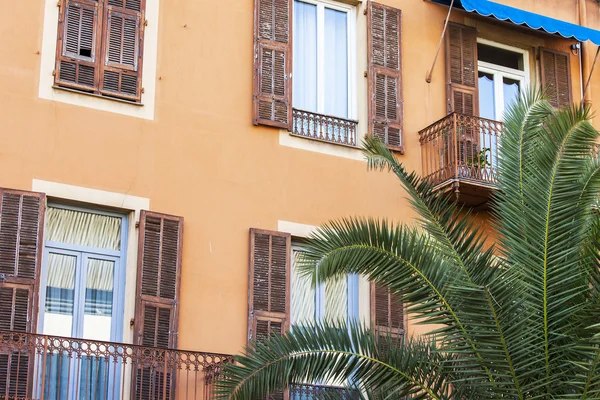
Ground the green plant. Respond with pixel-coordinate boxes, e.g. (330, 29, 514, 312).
(217, 90, 600, 399)
(466, 147, 491, 168)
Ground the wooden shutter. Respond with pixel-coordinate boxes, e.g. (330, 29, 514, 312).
(100, 0, 145, 101)
(248, 228, 290, 342)
(0, 189, 45, 399)
(55, 0, 102, 91)
(252, 0, 292, 130)
(134, 211, 183, 348)
(248, 229, 290, 400)
(368, 2, 403, 152)
(540, 48, 572, 109)
(445, 23, 479, 116)
(132, 211, 183, 400)
(371, 282, 404, 335)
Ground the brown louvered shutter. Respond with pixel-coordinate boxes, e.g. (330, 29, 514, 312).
(100, 0, 145, 101)
(248, 229, 290, 400)
(445, 23, 479, 116)
(248, 228, 290, 342)
(132, 211, 183, 400)
(371, 283, 404, 335)
(0, 189, 45, 399)
(134, 211, 183, 348)
(540, 48, 572, 108)
(55, 0, 102, 91)
(368, 2, 403, 152)
(253, 0, 292, 129)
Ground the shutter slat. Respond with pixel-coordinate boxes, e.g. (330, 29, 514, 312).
(253, 0, 292, 129)
(248, 229, 290, 343)
(445, 23, 479, 116)
(368, 2, 403, 152)
(540, 47, 572, 108)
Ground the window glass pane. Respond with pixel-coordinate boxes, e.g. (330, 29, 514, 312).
(293, 1, 318, 112)
(324, 276, 347, 323)
(83, 258, 115, 341)
(503, 77, 520, 114)
(324, 7, 348, 118)
(291, 250, 315, 325)
(478, 43, 524, 71)
(478, 72, 496, 120)
(44, 252, 76, 337)
(46, 207, 121, 251)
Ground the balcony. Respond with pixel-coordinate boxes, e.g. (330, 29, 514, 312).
(419, 113, 504, 207)
(291, 109, 358, 147)
(0, 330, 232, 400)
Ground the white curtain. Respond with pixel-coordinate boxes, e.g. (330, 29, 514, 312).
(293, 0, 317, 113)
(291, 250, 315, 325)
(324, 7, 348, 118)
(46, 207, 121, 251)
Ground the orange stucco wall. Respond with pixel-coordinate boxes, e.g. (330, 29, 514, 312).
(1, 0, 599, 355)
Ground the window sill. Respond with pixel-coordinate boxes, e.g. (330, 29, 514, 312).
(52, 86, 144, 107)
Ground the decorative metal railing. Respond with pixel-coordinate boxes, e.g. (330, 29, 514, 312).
(290, 383, 361, 399)
(292, 109, 358, 147)
(0, 330, 233, 400)
(419, 113, 504, 187)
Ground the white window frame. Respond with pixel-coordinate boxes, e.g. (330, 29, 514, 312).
(290, 245, 359, 326)
(477, 38, 530, 121)
(293, 0, 357, 120)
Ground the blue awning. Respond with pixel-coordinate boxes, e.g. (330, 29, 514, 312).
(433, 0, 600, 46)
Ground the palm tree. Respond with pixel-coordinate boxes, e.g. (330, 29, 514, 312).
(216, 90, 600, 399)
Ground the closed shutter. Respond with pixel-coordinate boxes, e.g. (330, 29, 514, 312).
(368, 2, 403, 152)
(100, 0, 145, 101)
(371, 282, 404, 335)
(253, 0, 292, 129)
(0, 189, 46, 399)
(540, 48, 572, 108)
(445, 23, 479, 116)
(248, 228, 290, 342)
(55, 0, 102, 91)
(133, 211, 183, 400)
(248, 229, 290, 400)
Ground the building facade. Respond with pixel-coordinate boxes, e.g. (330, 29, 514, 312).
(0, 0, 599, 398)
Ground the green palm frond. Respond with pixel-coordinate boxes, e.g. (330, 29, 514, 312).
(215, 322, 454, 400)
(217, 88, 600, 399)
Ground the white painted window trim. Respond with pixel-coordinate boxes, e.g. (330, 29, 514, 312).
(38, 0, 160, 120)
(293, 0, 358, 120)
(477, 38, 530, 121)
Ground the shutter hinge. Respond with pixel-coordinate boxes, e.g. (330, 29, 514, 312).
(145, 20, 148, 27)
(52, 70, 57, 77)
(363, 8, 367, 15)
(130, 318, 135, 327)
(364, 71, 368, 78)
(141, 88, 145, 94)
(135, 221, 140, 229)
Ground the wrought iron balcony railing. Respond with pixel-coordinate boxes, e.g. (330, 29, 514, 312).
(290, 383, 361, 399)
(0, 330, 233, 400)
(292, 109, 358, 147)
(419, 113, 503, 206)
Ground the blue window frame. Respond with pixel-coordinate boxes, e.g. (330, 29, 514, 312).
(36, 204, 128, 400)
